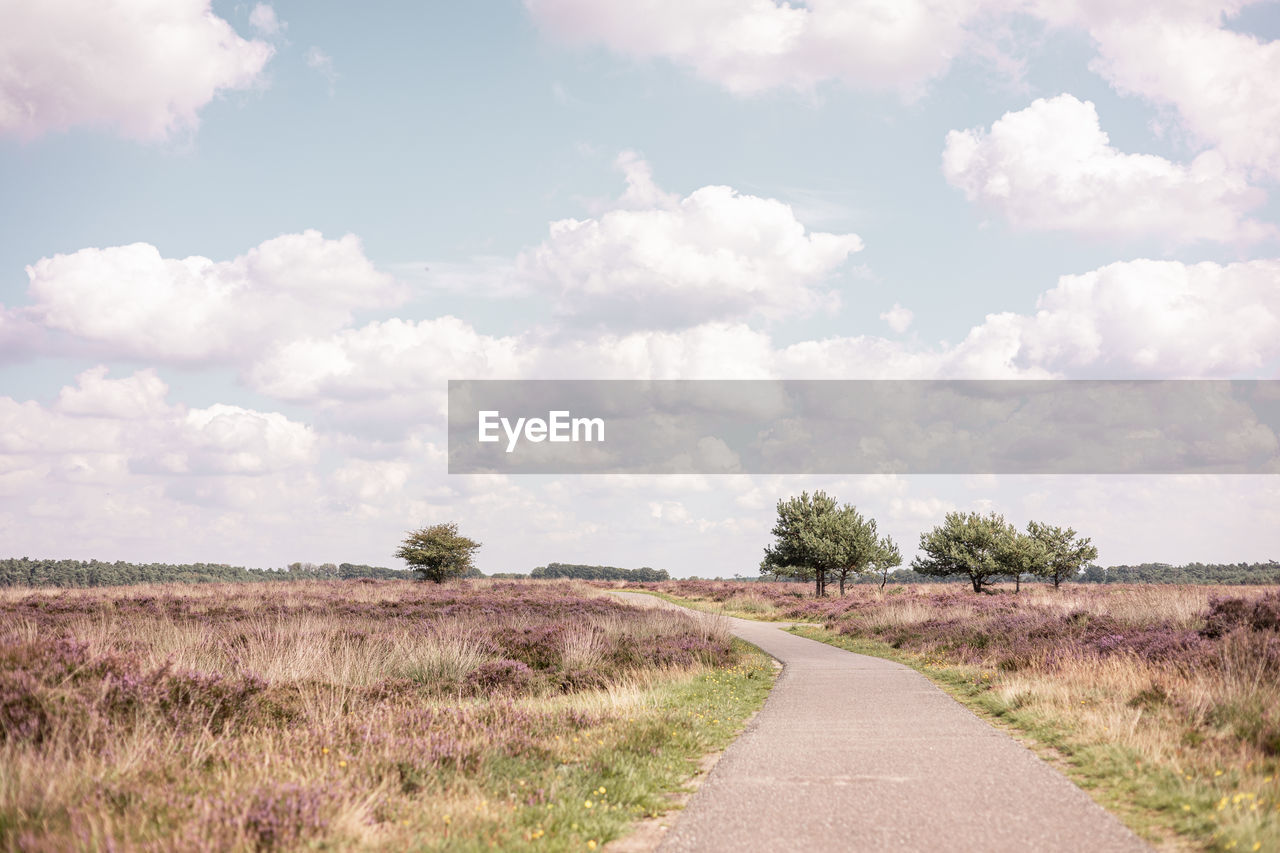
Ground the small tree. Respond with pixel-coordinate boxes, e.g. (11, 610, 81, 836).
(761, 491, 839, 596)
(395, 523, 481, 583)
(873, 535, 903, 590)
(808, 505, 879, 596)
(1027, 521, 1098, 589)
(762, 493, 897, 596)
(994, 527, 1048, 593)
(912, 511, 1013, 593)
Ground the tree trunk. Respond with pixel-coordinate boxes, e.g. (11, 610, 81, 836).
(880, 568, 888, 590)
(839, 574, 846, 596)
(1053, 573, 1061, 589)
(1014, 573, 1021, 593)
(971, 574, 982, 593)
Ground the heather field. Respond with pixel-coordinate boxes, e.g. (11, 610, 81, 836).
(0, 580, 774, 851)
(628, 580, 1280, 850)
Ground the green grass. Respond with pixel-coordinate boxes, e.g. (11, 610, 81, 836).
(789, 625, 1278, 852)
(405, 641, 777, 852)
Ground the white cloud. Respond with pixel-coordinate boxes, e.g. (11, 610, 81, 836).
(524, 0, 994, 95)
(518, 153, 863, 329)
(1087, 18, 1280, 179)
(942, 94, 1272, 243)
(527, 1, 1280, 185)
(1007, 258, 1280, 377)
(248, 316, 527, 405)
(56, 365, 170, 420)
(22, 230, 403, 363)
(880, 304, 914, 333)
(0, 0, 273, 140)
(245, 256, 1280, 428)
(248, 3, 283, 36)
(2, 367, 316, 485)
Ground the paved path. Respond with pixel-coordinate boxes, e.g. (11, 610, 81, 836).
(612, 592, 1149, 853)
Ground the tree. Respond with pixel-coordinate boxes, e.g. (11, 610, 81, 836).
(912, 511, 1014, 593)
(394, 523, 481, 583)
(1027, 521, 1098, 589)
(761, 491, 839, 596)
(994, 527, 1048, 593)
(761, 492, 895, 596)
(873, 536, 904, 590)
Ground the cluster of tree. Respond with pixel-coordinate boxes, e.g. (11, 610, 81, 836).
(760, 491, 902, 596)
(911, 512, 1097, 593)
(0, 558, 414, 588)
(529, 563, 671, 581)
(759, 498, 1100, 595)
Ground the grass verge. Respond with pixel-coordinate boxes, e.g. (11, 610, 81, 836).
(621, 589, 810, 623)
(790, 624, 1278, 852)
(394, 640, 776, 852)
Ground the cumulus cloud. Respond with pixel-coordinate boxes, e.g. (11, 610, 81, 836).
(22, 230, 403, 363)
(1006, 258, 1280, 376)
(0, 0, 273, 140)
(1088, 18, 1280, 179)
(244, 255, 1280, 430)
(880, 304, 914, 333)
(1, 366, 316, 485)
(942, 94, 1272, 243)
(528, 1, 1280, 184)
(524, 0, 993, 95)
(518, 153, 863, 329)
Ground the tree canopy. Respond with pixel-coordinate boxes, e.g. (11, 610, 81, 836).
(394, 523, 481, 584)
(912, 511, 1014, 593)
(1027, 522, 1098, 589)
(761, 491, 896, 596)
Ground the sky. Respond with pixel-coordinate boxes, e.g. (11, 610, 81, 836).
(2, 0, 1280, 575)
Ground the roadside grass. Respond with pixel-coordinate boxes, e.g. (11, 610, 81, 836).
(384, 642, 776, 852)
(620, 588, 807, 623)
(790, 622, 1279, 853)
(0, 581, 776, 851)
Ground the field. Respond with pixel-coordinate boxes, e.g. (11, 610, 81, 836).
(0, 580, 774, 851)
(628, 580, 1280, 851)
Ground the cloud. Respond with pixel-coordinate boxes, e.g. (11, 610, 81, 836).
(305, 47, 337, 88)
(1006, 258, 1280, 376)
(2, 366, 316, 484)
(0, 0, 273, 140)
(942, 94, 1272, 243)
(21, 230, 403, 363)
(524, 0, 993, 95)
(244, 256, 1280, 432)
(1087, 17, 1280, 179)
(248, 316, 527, 406)
(880, 304, 914, 333)
(248, 4, 284, 37)
(518, 153, 863, 329)
(527, 1, 1280, 184)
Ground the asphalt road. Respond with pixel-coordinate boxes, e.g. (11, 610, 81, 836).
(611, 591, 1150, 853)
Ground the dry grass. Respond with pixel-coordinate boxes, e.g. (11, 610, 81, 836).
(0, 579, 756, 851)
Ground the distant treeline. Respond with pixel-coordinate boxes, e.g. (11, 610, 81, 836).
(0, 558, 415, 589)
(523, 563, 671, 581)
(1085, 562, 1280, 585)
